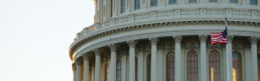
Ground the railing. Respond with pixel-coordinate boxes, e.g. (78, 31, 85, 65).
(74, 8, 260, 41)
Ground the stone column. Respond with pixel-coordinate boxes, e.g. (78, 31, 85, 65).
(137, 49, 144, 81)
(227, 35, 233, 81)
(249, 36, 259, 81)
(199, 35, 207, 81)
(127, 40, 138, 81)
(108, 44, 118, 81)
(72, 63, 77, 81)
(122, 52, 127, 81)
(173, 36, 183, 81)
(149, 37, 159, 81)
(93, 48, 102, 81)
(83, 54, 89, 81)
(76, 58, 83, 81)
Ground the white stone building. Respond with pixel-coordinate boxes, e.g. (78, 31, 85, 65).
(68, 0, 260, 81)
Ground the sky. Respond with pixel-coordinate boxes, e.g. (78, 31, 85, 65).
(0, 0, 94, 81)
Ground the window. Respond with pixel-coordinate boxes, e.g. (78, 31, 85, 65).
(232, 52, 242, 81)
(135, 0, 140, 9)
(257, 54, 260, 81)
(105, 64, 109, 81)
(209, 0, 218, 2)
(189, 0, 197, 3)
(187, 51, 198, 81)
(147, 54, 151, 81)
(117, 60, 122, 81)
(167, 52, 175, 81)
(230, 0, 238, 3)
(209, 51, 220, 81)
(151, 0, 157, 6)
(121, 0, 125, 13)
(169, 0, 177, 4)
(135, 57, 138, 81)
(250, 0, 257, 5)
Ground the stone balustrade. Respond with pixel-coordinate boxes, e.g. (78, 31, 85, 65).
(72, 8, 260, 42)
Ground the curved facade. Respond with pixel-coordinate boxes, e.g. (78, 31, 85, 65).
(69, 0, 260, 81)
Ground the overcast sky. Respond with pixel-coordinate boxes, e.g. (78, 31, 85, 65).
(0, 0, 94, 81)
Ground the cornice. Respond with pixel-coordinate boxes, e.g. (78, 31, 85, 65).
(68, 8, 260, 60)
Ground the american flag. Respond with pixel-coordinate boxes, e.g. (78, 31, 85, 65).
(211, 26, 228, 46)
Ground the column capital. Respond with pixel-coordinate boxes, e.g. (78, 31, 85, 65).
(83, 54, 89, 60)
(75, 58, 82, 65)
(249, 36, 259, 45)
(227, 35, 234, 43)
(199, 35, 207, 43)
(173, 35, 183, 43)
(127, 40, 138, 48)
(149, 37, 160, 45)
(108, 44, 118, 52)
(72, 63, 77, 71)
(93, 48, 102, 56)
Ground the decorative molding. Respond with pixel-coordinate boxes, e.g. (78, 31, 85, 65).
(173, 36, 182, 44)
(108, 44, 118, 52)
(72, 63, 76, 71)
(199, 35, 207, 43)
(227, 35, 234, 43)
(75, 58, 82, 65)
(93, 48, 102, 56)
(83, 54, 89, 60)
(127, 40, 138, 48)
(149, 37, 159, 45)
(249, 36, 259, 45)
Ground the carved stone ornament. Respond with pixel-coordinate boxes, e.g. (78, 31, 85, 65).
(127, 40, 138, 48)
(75, 58, 82, 65)
(83, 54, 89, 60)
(93, 48, 102, 56)
(149, 37, 160, 45)
(227, 35, 234, 43)
(249, 36, 259, 45)
(108, 44, 118, 52)
(199, 35, 207, 43)
(72, 63, 76, 71)
(173, 36, 183, 43)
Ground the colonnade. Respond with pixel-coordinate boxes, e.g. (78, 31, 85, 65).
(72, 35, 259, 81)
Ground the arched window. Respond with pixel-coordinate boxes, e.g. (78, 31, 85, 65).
(135, 0, 140, 9)
(121, 0, 125, 13)
(151, 0, 157, 6)
(209, 51, 220, 81)
(135, 57, 138, 81)
(232, 52, 242, 81)
(147, 54, 151, 81)
(189, 0, 197, 3)
(167, 52, 175, 81)
(105, 64, 109, 81)
(117, 60, 122, 81)
(250, 0, 257, 5)
(230, 0, 238, 3)
(187, 51, 198, 81)
(209, 0, 217, 2)
(169, 0, 176, 4)
(257, 54, 260, 81)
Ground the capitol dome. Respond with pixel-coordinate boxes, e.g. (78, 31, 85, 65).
(69, 0, 260, 81)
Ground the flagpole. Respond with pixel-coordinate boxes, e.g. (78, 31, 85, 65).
(225, 18, 230, 81)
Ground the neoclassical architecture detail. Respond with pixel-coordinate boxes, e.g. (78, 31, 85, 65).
(127, 40, 138, 48)
(199, 35, 207, 43)
(149, 37, 159, 45)
(108, 44, 118, 52)
(69, 1, 260, 81)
